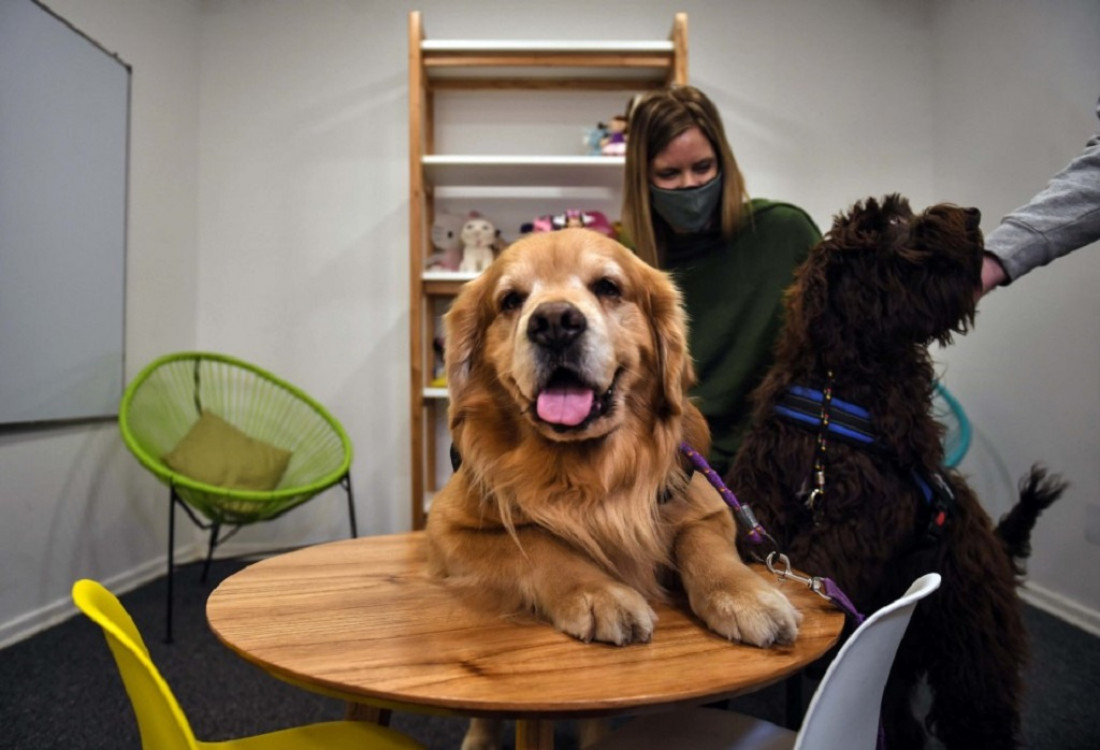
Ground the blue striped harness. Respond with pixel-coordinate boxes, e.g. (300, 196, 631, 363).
(774, 383, 956, 544)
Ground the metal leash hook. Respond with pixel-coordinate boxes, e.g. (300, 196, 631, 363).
(676, 441, 864, 621)
(765, 551, 831, 602)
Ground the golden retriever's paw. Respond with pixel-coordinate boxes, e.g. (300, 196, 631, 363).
(550, 583, 657, 645)
(695, 584, 801, 647)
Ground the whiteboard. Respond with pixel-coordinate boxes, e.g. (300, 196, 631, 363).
(0, 0, 129, 426)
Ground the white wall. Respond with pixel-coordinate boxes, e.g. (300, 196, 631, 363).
(929, 0, 1100, 627)
(0, 0, 201, 646)
(1, 0, 1096, 645)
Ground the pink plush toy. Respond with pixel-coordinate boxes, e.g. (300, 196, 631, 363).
(426, 212, 466, 271)
(532, 209, 615, 237)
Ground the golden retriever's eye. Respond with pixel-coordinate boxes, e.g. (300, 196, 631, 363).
(499, 290, 526, 313)
(592, 277, 621, 300)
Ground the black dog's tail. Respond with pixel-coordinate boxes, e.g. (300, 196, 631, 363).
(995, 464, 1067, 576)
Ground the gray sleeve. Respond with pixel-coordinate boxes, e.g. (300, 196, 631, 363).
(984, 98, 1100, 283)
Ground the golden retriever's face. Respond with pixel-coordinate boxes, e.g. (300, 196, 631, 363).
(445, 229, 689, 444)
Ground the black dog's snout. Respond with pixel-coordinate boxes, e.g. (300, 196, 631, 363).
(964, 207, 981, 230)
(527, 301, 587, 350)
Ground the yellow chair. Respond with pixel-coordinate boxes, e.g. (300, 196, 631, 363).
(72, 579, 426, 750)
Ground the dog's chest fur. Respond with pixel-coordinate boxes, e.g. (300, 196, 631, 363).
(469, 435, 684, 597)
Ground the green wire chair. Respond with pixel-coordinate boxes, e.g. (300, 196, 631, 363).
(932, 381, 971, 469)
(119, 352, 356, 642)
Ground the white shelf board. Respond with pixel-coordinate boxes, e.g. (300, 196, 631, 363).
(423, 387, 449, 400)
(422, 269, 478, 283)
(435, 185, 619, 201)
(423, 155, 624, 188)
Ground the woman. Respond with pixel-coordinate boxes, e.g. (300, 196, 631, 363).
(621, 85, 821, 476)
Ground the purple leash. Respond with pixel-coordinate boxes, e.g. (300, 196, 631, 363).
(679, 443, 882, 749)
(679, 442, 865, 625)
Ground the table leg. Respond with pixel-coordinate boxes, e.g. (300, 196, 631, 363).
(344, 701, 392, 726)
(515, 718, 554, 749)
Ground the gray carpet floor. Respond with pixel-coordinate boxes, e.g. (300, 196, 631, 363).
(2, 557, 1097, 749)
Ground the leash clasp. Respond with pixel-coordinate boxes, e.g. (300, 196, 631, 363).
(805, 487, 823, 511)
(766, 552, 830, 601)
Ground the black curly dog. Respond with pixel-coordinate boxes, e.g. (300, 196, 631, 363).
(728, 195, 1066, 749)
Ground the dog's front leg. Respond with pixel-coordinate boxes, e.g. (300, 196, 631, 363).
(509, 527, 660, 645)
(665, 475, 801, 647)
(429, 521, 657, 646)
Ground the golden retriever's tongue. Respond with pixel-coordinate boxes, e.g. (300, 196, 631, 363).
(536, 385, 594, 426)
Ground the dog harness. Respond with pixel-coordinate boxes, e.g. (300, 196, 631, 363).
(773, 380, 956, 545)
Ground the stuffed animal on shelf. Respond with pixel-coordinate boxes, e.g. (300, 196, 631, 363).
(531, 209, 615, 238)
(426, 212, 466, 271)
(459, 216, 497, 273)
(599, 114, 628, 155)
(584, 124, 607, 156)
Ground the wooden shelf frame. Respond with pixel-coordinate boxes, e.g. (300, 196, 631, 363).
(407, 11, 688, 530)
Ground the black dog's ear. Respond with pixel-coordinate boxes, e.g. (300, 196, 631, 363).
(790, 197, 894, 353)
(894, 204, 984, 344)
(795, 195, 925, 354)
(781, 243, 831, 356)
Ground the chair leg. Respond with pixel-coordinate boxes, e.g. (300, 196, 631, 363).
(343, 472, 358, 538)
(200, 522, 220, 583)
(166, 488, 177, 644)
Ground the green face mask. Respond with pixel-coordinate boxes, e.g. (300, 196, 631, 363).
(649, 174, 722, 233)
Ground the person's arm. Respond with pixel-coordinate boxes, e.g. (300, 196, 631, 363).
(982, 98, 1100, 293)
(980, 252, 1009, 292)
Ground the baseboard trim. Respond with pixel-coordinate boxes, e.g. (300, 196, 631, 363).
(0, 543, 200, 650)
(1020, 580, 1100, 638)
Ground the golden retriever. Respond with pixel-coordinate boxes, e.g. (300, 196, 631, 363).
(425, 228, 801, 749)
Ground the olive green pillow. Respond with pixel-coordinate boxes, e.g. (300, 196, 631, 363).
(163, 412, 291, 491)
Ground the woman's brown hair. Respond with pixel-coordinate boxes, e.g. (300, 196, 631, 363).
(621, 85, 749, 267)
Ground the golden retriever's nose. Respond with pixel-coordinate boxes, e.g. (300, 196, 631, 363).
(528, 301, 587, 351)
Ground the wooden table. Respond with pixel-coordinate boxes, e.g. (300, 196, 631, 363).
(206, 531, 843, 749)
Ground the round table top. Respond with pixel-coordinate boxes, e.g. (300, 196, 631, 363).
(206, 531, 844, 719)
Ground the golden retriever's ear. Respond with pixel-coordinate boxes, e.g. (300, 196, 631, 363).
(442, 275, 489, 404)
(644, 266, 693, 417)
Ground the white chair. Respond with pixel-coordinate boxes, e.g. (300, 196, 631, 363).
(588, 573, 941, 750)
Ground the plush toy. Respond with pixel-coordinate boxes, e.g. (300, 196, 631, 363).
(531, 209, 615, 238)
(425, 212, 466, 271)
(459, 216, 497, 273)
(599, 114, 628, 156)
(584, 125, 608, 156)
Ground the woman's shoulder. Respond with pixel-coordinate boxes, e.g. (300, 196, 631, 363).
(747, 198, 821, 238)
